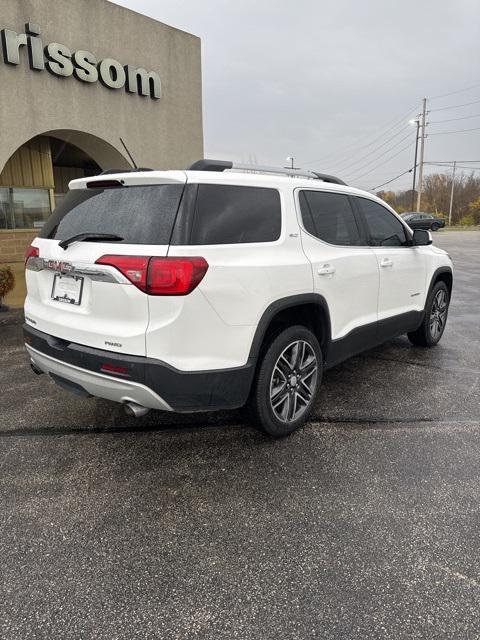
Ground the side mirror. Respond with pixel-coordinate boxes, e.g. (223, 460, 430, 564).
(412, 229, 432, 246)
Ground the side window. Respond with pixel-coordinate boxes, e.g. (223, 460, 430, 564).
(298, 190, 362, 246)
(356, 197, 409, 247)
(190, 185, 281, 245)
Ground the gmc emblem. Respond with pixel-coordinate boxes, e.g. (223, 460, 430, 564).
(46, 260, 73, 273)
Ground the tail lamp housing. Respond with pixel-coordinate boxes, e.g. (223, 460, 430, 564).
(95, 255, 209, 295)
(25, 245, 39, 266)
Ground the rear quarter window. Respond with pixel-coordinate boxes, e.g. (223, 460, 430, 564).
(188, 184, 281, 245)
(39, 184, 184, 245)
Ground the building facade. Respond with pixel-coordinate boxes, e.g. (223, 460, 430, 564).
(0, 0, 203, 307)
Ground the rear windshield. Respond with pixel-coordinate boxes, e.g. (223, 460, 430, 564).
(39, 184, 185, 245)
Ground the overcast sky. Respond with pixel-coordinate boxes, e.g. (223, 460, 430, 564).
(118, 0, 480, 192)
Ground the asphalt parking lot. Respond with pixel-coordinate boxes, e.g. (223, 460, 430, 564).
(1, 230, 479, 639)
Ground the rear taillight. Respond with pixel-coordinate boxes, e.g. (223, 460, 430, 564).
(25, 245, 39, 266)
(148, 257, 209, 295)
(96, 255, 149, 290)
(95, 255, 208, 296)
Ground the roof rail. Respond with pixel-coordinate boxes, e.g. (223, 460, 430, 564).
(100, 168, 153, 175)
(186, 159, 347, 185)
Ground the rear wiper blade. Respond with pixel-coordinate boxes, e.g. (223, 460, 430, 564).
(59, 233, 124, 250)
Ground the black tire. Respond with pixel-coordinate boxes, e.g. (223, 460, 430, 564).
(431, 222, 439, 231)
(248, 325, 322, 437)
(407, 281, 449, 347)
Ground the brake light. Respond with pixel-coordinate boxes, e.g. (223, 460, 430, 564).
(95, 255, 208, 295)
(148, 257, 209, 295)
(25, 245, 39, 266)
(86, 179, 123, 189)
(96, 255, 149, 290)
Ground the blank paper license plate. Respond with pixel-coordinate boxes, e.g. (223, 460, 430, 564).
(51, 274, 84, 305)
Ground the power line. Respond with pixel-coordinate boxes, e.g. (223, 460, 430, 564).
(428, 126, 480, 136)
(429, 113, 480, 124)
(429, 98, 480, 112)
(329, 124, 412, 173)
(428, 83, 480, 101)
(348, 141, 413, 182)
(425, 163, 480, 170)
(368, 161, 480, 192)
(324, 120, 415, 172)
(370, 167, 414, 191)
(423, 159, 480, 163)
(302, 103, 418, 168)
(343, 130, 413, 178)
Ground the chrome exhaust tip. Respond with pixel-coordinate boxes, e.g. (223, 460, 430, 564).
(124, 402, 150, 418)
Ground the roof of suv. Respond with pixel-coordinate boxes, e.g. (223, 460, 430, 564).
(69, 168, 383, 203)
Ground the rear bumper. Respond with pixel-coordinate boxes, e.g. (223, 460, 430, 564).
(26, 344, 174, 411)
(23, 324, 253, 412)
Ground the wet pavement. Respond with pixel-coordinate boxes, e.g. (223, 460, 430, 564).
(1, 230, 479, 639)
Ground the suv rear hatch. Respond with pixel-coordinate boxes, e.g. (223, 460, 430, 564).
(25, 172, 186, 356)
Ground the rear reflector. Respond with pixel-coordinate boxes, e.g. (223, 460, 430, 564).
(100, 363, 131, 377)
(24, 245, 39, 265)
(95, 255, 208, 295)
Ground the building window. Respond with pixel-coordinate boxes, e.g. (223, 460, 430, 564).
(0, 188, 51, 230)
(0, 188, 9, 230)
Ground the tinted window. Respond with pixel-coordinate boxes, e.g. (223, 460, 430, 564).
(356, 197, 409, 247)
(0, 187, 51, 230)
(40, 184, 184, 245)
(190, 185, 281, 244)
(299, 190, 361, 246)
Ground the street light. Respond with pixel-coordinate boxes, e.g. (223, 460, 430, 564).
(409, 119, 420, 211)
(285, 156, 296, 170)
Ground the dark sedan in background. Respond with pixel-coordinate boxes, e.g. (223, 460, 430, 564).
(401, 212, 446, 231)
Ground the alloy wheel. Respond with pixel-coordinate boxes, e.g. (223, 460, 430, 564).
(429, 289, 448, 340)
(269, 340, 318, 423)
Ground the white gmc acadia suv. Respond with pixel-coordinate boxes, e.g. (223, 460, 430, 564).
(24, 159, 453, 437)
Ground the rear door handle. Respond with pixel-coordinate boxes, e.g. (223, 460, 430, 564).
(318, 264, 336, 276)
(380, 258, 394, 268)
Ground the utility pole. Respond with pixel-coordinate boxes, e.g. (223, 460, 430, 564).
(416, 98, 427, 212)
(410, 119, 420, 210)
(448, 161, 457, 226)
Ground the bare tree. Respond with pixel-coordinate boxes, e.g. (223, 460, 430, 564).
(378, 172, 480, 223)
